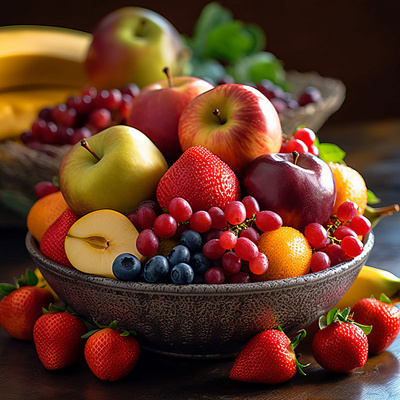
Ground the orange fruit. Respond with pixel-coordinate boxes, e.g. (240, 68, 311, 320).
(256, 226, 312, 281)
(327, 162, 368, 216)
(27, 191, 69, 243)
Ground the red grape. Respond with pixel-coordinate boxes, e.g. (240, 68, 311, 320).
(190, 211, 212, 233)
(153, 214, 177, 238)
(208, 207, 227, 230)
(336, 201, 359, 222)
(219, 230, 237, 250)
(310, 251, 331, 273)
(224, 201, 246, 225)
(202, 239, 226, 260)
(234, 237, 258, 261)
(136, 229, 159, 256)
(204, 267, 225, 284)
(348, 215, 372, 236)
(293, 127, 316, 147)
(168, 197, 193, 223)
(222, 251, 241, 274)
(340, 236, 363, 257)
(304, 222, 328, 249)
(255, 210, 282, 232)
(242, 195, 260, 218)
(249, 252, 269, 275)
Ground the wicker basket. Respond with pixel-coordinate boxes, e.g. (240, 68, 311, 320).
(0, 70, 346, 220)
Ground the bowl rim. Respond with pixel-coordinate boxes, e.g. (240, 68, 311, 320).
(26, 230, 374, 296)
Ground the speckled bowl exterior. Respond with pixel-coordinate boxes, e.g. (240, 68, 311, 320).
(26, 231, 373, 359)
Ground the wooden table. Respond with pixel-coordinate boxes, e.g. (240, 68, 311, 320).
(0, 119, 399, 399)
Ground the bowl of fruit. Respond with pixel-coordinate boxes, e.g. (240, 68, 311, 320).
(24, 120, 376, 358)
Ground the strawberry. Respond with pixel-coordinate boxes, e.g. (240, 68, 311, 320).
(0, 269, 53, 341)
(33, 305, 88, 370)
(84, 321, 140, 381)
(230, 327, 307, 384)
(312, 308, 371, 373)
(40, 209, 78, 267)
(156, 145, 241, 212)
(351, 293, 400, 354)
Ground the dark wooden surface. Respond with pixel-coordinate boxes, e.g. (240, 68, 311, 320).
(0, 118, 400, 399)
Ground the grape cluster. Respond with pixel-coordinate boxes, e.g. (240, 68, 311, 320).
(20, 84, 140, 147)
(304, 201, 371, 273)
(123, 196, 286, 285)
(280, 126, 319, 156)
(255, 80, 322, 115)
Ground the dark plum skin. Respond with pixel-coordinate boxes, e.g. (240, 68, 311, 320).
(242, 152, 336, 232)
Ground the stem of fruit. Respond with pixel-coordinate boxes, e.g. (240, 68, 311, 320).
(213, 109, 225, 125)
(163, 67, 174, 88)
(81, 139, 100, 162)
(66, 234, 110, 250)
(292, 151, 300, 165)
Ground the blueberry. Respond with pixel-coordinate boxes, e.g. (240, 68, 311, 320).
(180, 229, 203, 252)
(190, 252, 211, 276)
(171, 263, 194, 284)
(144, 256, 170, 283)
(112, 253, 142, 281)
(167, 245, 191, 267)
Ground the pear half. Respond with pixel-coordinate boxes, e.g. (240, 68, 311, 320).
(64, 209, 142, 278)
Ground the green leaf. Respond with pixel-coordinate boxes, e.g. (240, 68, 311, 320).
(229, 52, 285, 86)
(0, 189, 35, 218)
(190, 2, 232, 57)
(290, 329, 307, 350)
(25, 268, 38, 287)
(367, 189, 380, 205)
(205, 21, 265, 63)
(353, 322, 373, 336)
(318, 315, 328, 330)
(187, 57, 226, 82)
(0, 283, 16, 296)
(81, 329, 100, 339)
(326, 308, 340, 325)
(316, 142, 346, 164)
(109, 320, 118, 330)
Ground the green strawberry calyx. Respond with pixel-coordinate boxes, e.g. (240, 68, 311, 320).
(0, 268, 39, 296)
(318, 307, 372, 335)
(278, 325, 309, 376)
(370, 293, 392, 305)
(81, 320, 137, 339)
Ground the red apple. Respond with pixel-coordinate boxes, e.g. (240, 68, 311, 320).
(126, 72, 214, 164)
(178, 83, 282, 176)
(84, 7, 191, 90)
(242, 152, 336, 232)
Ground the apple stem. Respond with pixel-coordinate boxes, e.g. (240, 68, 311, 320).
(163, 67, 174, 88)
(81, 139, 101, 162)
(213, 109, 225, 124)
(292, 151, 300, 165)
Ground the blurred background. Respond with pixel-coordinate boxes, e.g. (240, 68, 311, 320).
(1, 0, 400, 125)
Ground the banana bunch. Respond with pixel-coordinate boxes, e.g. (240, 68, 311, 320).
(335, 265, 400, 310)
(0, 25, 92, 141)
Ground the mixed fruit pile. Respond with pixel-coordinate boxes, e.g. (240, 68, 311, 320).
(1, 1, 400, 387)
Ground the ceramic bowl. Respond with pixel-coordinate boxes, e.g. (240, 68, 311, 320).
(26, 231, 373, 359)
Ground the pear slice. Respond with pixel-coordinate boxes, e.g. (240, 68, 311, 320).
(64, 209, 142, 278)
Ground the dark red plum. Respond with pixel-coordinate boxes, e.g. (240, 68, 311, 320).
(242, 152, 336, 232)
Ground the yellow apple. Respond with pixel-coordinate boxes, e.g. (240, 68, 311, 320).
(59, 125, 168, 217)
(85, 7, 191, 89)
(64, 209, 143, 278)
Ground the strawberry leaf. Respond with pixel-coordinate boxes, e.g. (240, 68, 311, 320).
(326, 308, 340, 325)
(25, 268, 39, 287)
(0, 283, 16, 296)
(353, 322, 373, 336)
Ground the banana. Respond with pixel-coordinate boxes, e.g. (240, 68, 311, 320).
(335, 265, 400, 310)
(0, 25, 92, 90)
(0, 25, 92, 141)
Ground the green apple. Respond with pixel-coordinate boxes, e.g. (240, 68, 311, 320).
(85, 7, 191, 89)
(59, 125, 168, 217)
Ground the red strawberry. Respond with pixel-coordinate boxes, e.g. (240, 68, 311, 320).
(40, 209, 78, 267)
(84, 321, 140, 381)
(33, 305, 88, 370)
(351, 294, 400, 354)
(156, 145, 241, 212)
(0, 269, 53, 341)
(230, 327, 307, 384)
(312, 308, 371, 373)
